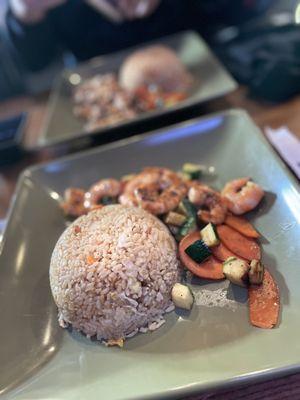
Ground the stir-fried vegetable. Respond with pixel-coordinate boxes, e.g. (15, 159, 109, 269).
(222, 257, 249, 287)
(249, 260, 265, 285)
(200, 223, 220, 247)
(248, 269, 280, 329)
(175, 217, 197, 242)
(164, 211, 187, 227)
(172, 283, 194, 310)
(185, 239, 212, 264)
(182, 163, 203, 180)
(216, 225, 261, 261)
(176, 199, 197, 219)
(179, 232, 224, 280)
(225, 215, 260, 238)
(211, 242, 242, 262)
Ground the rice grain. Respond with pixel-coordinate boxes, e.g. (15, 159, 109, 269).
(50, 205, 179, 341)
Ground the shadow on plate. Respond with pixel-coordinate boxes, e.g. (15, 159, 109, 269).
(248, 191, 277, 245)
(248, 191, 277, 220)
(125, 307, 250, 354)
(125, 278, 251, 353)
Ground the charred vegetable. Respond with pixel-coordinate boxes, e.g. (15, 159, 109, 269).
(164, 211, 187, 227)
(182, 163, 203, 180)
(249, 259, 265, 285)
(185, 239, 211, 263)
(177, 199, 197, 219)
(174, 199, 198, 241)
(223, 257, 249, 287)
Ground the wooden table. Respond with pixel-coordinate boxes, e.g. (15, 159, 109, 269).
(0, 87, 300, 219)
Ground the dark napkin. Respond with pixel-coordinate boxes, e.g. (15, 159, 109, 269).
(214, 24, 300, 102)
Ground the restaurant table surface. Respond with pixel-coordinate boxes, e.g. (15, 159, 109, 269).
(0, 87, 300, 400)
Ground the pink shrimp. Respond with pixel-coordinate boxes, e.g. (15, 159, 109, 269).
(221, 178, 264, 215)
(119, 167, 187, 215)
(84, 178, 121, 209)
(61, 188, 87, 217)
(188, 183, 227, 225)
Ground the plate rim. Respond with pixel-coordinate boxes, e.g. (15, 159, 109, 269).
(145, 363, 300, 400)
(2, 108, 300, 399)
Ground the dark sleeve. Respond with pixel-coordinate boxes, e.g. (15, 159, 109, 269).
(5, 7, 61, 72)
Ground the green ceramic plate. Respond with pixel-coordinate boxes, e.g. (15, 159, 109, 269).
(39, 31, 237, 147)
(1, 110, 300, 400)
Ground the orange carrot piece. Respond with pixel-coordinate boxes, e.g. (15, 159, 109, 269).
(248, 269, 280, 329)
(225, 215, 260, 238)
(211, 242, 245, 262)
(216, 225, 261, 261)
(179, 232, 224, 280)
(86, 255, 96, 265)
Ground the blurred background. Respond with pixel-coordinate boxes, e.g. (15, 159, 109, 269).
(1, 4, 300, 400)
(0, 0, 300, 179)
(0, 0, 299, 101)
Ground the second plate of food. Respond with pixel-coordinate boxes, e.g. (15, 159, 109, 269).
(39, 30, 237, 146)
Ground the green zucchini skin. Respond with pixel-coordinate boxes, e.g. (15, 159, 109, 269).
(182, 163, 203, 180)
(185, 239, 212, 263)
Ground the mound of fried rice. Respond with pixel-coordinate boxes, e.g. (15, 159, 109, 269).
(49, 205, 179, 343)
(119, 45, 192, 92)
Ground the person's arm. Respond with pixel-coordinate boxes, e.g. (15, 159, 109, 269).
(5, 1, 65, 71)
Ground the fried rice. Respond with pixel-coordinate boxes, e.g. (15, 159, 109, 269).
(49, 205, 180, 342)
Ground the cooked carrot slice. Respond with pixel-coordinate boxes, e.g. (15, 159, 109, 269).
(225, 215, 260, 238)
(216, 225, 261, 261)
(211, 242, 244, 262)
(248, 269, 280, 329)
(179, 232, 224, 280)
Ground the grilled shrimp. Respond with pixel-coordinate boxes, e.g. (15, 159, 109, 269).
(119, 167, 187, 215)
(61, 188, 87, 217)
(85, 179, 121, 209)
(188, 183, 227, 225)
(221, 178, 264, 215)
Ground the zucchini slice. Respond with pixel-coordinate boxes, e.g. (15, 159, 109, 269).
(171, 283, 194, 310)
(223, 257, 249, 287)
(185, 239, 211, 263)
(176, 217, 197, 241)
(164, 211, 187, 227)
(200, 223, 220, 247)
(182, 163, 203, 180)
(249, 260, 265, 285)
(175, 200, 198, 241)
(177, 199, 197, 218)
(177, 172, 191, 181)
